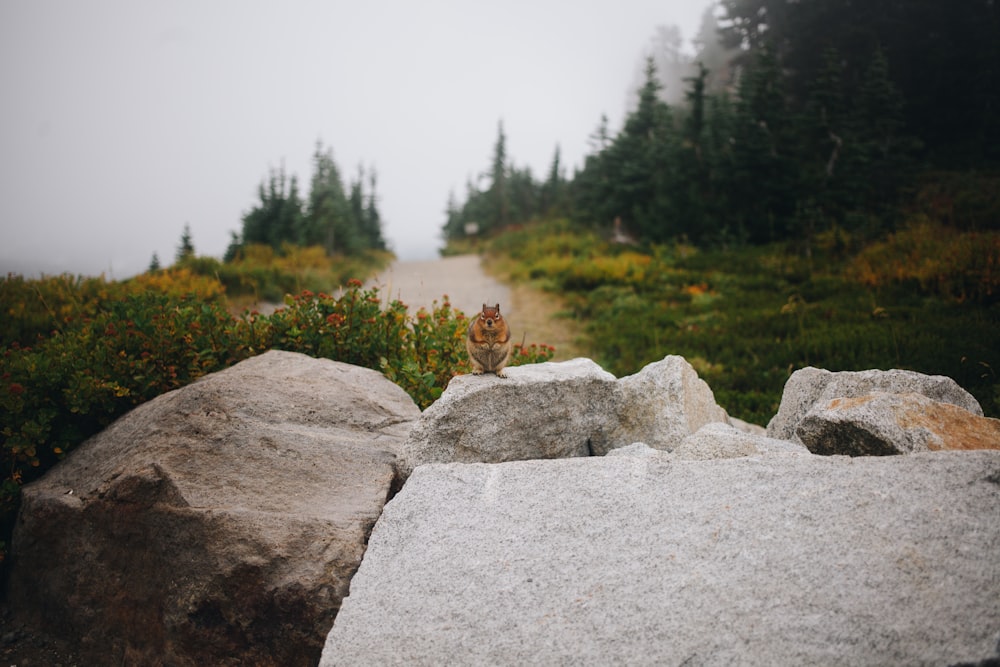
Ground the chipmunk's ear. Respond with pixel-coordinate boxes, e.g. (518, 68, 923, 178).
(494, 303, 500, 311)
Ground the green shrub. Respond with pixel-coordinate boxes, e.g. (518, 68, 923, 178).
(485, 220, 1000, 425)
(0, 277, 554, 566)
(269, 282, 554, 409)
(1, 293, 261, 561)
(1, 273, 116, 347)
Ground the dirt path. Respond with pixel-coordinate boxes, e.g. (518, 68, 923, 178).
(365, 255, 509, 318)
(367, 255, 585, 361)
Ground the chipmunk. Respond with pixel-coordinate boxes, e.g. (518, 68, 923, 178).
(466, 303, 513, 378)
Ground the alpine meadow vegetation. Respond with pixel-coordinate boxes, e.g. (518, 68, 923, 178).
(1, 273, 554, 566)
(439, 0, 1000, 427)
(478, 218, 999, 428)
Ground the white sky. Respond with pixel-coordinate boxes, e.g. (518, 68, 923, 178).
(0, 0, 712, 278)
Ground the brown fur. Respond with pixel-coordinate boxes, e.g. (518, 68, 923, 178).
(466, 303, 513, 377)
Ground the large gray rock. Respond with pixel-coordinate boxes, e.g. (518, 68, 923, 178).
(602, 354, 730, 454)
(798, 391, 1000, 456)
(400, 355, 731, 475)
(9, 350, 419, 667)
(321, 451, 1000, 666)
(398, 358, 617, 477)
(767, 366, 983, 442)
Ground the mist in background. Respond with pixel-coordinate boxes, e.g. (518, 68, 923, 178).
(0, 0, 711, 278)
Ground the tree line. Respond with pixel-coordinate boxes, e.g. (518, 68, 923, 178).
(225, 141, 387, 261)
(443, 0, 999, 247)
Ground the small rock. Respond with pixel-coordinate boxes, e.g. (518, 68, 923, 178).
(797, 391, 1000, 456)
(604, 442, 662, 458)
(673, 422, 809, 460)
(767, 367, 982, 443)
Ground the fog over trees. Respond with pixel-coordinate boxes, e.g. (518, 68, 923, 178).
(443, 0, 999, 247)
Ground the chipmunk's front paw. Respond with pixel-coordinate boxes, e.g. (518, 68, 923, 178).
(496, 368, 508, 378)
(471, 368, 484, 376)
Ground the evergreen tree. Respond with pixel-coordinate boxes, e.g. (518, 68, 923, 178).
(149, 253, 161, 272)
(692, 7, 738, 95)
(630, 24, 693, 108)
(587, 114, 612, 153)
(718, 0, 1000, 165)
(676, 62, 717, 243)
(573, 116, 616, 227)
(240, 165, 306, 251)
(611, 57, 678, 241)
(304, 143, 349, 254)
(486, 120, 509, 232)
(848, 47, 919, 220)
(175, 223, 195, 263)
(362, 168, 387, 250)
(541, 145, 569, 216)
(727, 46, 798, 242)
(223, 231, 242, 263)
(442, 189, 464, 240)
(507, 166, 538, 224)
(345, 167, 367, 255)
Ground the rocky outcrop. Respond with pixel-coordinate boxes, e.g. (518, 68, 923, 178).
(321, 449, 1000, 666)
(11, 350, 998, 665)
(797, 391, 1000, 456)
(601, 355, 730, 454)
(767, 366, 984, 442)
(400, 355, 732, 475)
(8, 350, 420, 667)
(398, 358, 617, 477)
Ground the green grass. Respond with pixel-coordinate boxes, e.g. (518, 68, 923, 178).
(476, 220, 1000, 425)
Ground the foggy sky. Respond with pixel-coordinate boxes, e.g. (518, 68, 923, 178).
(1, 0, 711, 278)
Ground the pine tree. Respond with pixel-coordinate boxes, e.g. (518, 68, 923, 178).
(304, 142, 350, 254)
(614, 57, 678, 241)
(677, 62, 716, 242)
(727, 45, 797, 242)
(847, 46, 919, 220)
(148, 253, 161, 272)
(175, 223, 195, 263)
(240, 165, 306, 252)
(442, 190, 464, 240)
(486, 120, 509, 232)
(223, 231, 242, 263)
(362, 168, 387, 250)
(541, 145, 568, 216)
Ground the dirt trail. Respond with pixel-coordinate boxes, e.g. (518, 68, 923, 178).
(365, 255, 509, 318)
(367, 255, 585, 361)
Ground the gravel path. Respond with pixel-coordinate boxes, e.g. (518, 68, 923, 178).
(368, 255, 583, 359)
(365, 255, 510, 318)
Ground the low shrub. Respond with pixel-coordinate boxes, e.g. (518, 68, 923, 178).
(852, 218, 1000, 303)
(485, 219, 1000, 426)
(1, 273, 116, 347)
(1, 293, 261, 560)
(0, 277, 554, 566)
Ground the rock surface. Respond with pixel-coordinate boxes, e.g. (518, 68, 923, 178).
(8, 350, 420, 667)
(399, 358, 618, 477)
(798, 391, 1000, 456)
(672, 422, 810, 459)
(321, 450, 1000, 666)
(601, 354, 730, 454)
(767, 366, 984, 442)
(400, 355, 732, 475)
